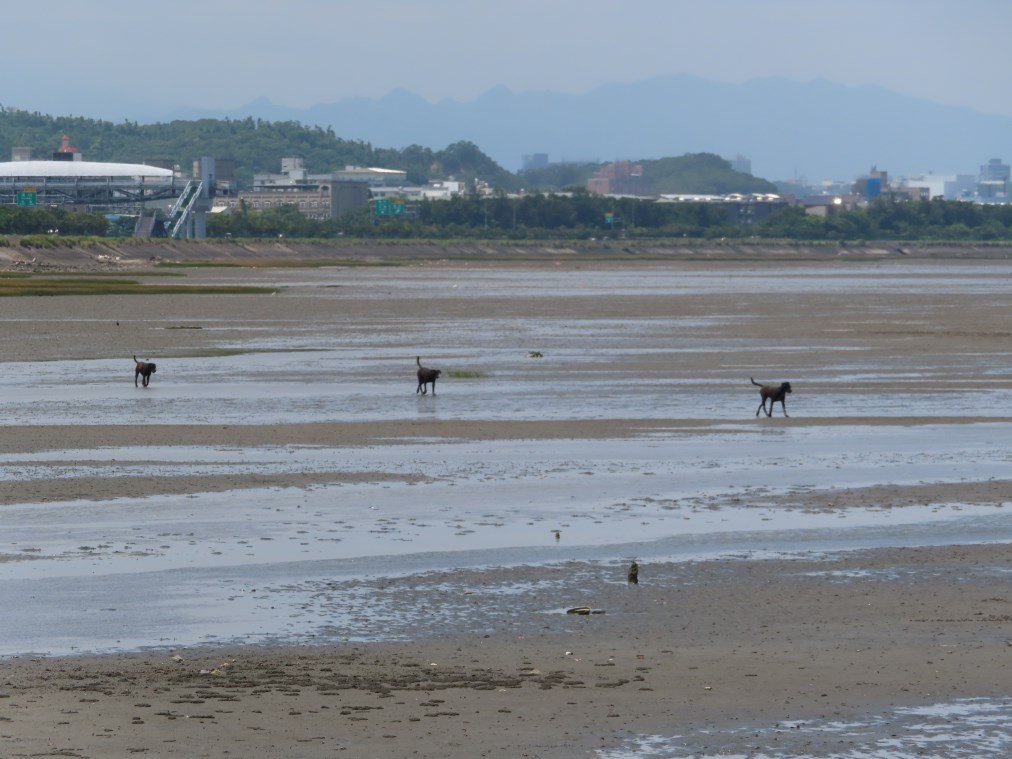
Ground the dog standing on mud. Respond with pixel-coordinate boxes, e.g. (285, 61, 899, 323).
(416, 356, 441, 395)
(134, 355, 157, 388)
(751, 377, 791, 417)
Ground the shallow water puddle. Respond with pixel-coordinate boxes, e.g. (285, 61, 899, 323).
(0, 501, 1007, 655)
(0, 423, 1009, 654)
(598, 697, 1012, 758)
(2, 423, 1010, 484)
(1, 426, 1010, 579)
(0, 346, 1008, 425)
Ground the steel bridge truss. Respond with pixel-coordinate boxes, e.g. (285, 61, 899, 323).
(0, 175, 186, 211)
(0, 175, 210, 238)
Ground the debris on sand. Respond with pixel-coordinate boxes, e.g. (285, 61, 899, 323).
(566, 607, 606, 615)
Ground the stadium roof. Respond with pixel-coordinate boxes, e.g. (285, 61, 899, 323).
(0, 160, 174, 179)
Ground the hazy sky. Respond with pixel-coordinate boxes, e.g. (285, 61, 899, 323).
(4, 0, 1011, 119)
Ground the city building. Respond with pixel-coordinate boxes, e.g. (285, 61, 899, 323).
(587, 160, 648, 196)
(215, 157, 472, 220)
(853, 166, 891, 201)
(253, 160, 408, 190)
(0, 135, 182, 215)
(728, 154, 752, 175)
(656, 193, 787, 225)
(211, 180, 369, 221)
(51, 134, 82, 162)
(977, 158, 1009, 198)
(209, 158, 378, 220)
(803, 196, 849, 217)
(193, 157, 237, 195)
(522, 153, 549, 170)
(896, 173, 947, 200)
(370, 180, 467, 202)
(943, 174, 977, 199)
(335, 166, 408, 186)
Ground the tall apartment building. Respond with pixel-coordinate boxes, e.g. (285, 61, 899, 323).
(977, 158, 1009, 198)
(728, 154, 752, 175)
(522, 153, 549, 170)
(587, 160, 649, 196)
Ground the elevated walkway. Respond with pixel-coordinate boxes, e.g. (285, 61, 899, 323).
(165, 180, 205, 239)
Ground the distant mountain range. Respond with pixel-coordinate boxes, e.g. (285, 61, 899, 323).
(156, 75, 1012, 181)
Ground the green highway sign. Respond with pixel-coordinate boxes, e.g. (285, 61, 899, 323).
(17, 189, 37, 207)
(373, 197, 405, 216)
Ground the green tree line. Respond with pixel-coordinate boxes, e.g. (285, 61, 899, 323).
(3, 193, 1012, 243)
(206, 196, 1012, 241)
(0, 206, 107, 236)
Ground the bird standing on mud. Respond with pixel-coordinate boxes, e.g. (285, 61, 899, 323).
(627, 561, 639, 584)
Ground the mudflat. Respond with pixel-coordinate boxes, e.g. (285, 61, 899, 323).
(0, 257, 1010, 757)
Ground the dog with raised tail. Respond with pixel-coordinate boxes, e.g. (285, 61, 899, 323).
(751, 377, 791, 417)
(416, 356, 442, 395)
(134, 355, 157, 388)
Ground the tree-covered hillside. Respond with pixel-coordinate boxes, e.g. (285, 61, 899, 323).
(519, 153, 777, 195)
(517, 162, 600, 191)
(0, 108, 515, 188)
(643, 154, 777, 194)
(0, 108, 776, 195)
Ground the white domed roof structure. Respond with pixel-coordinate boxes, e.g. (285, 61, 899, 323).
(0, 160, 173, 179)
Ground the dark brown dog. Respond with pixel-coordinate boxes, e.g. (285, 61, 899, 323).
(751, 377, 791, 417)
(416, 356, 441, 395)
(134, 355, 157, 387)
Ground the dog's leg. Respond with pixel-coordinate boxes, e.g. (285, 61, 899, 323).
(781, 398, 788, 417)
(431, 379, 436, 396)
(756, 397, 766, 417)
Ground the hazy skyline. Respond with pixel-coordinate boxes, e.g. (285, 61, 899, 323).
(4, 0, 1012, 122)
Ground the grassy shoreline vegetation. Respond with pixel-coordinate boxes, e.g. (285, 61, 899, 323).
(7, 235, 1012, 257)
(0, 273, 277, 296)
(156, 258, 407, 269)
(3, 234, 1012, 273)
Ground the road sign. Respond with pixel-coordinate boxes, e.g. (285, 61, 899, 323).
(17, 188, 37, 207)
(374, 197, 405, 216)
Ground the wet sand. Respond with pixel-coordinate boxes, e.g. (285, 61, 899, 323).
(0, 259, 1010, 756)
(2, 544, 1010, 757)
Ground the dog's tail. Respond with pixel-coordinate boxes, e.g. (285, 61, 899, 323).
(750, 377, 761, 386)
(134, 355, 139, 364)
(416, 356, 421, 367)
